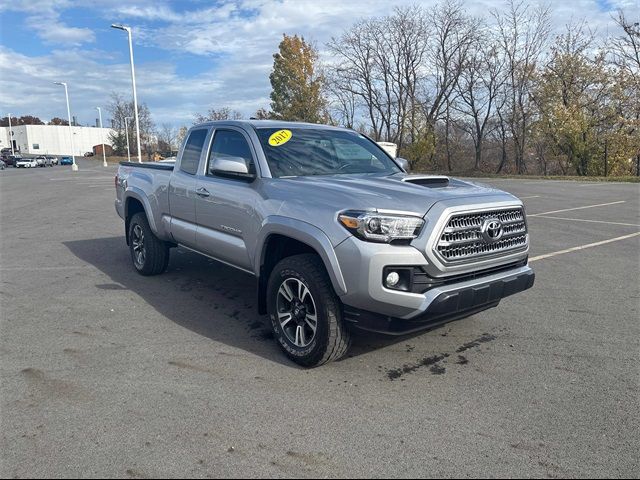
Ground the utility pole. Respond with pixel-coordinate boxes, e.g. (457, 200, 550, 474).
(604, 139, 608, 177)
(96, 107, 107, 167)
(111, 24, 142, 163)
(7, 113, 14, 155)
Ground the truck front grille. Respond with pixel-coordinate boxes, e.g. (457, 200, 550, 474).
(436, 207, 528, 263)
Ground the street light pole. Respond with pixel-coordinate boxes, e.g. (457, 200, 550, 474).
(111, 24, 142, 163)
(53, 82, 78, 171)
(96, 107, 107, 167)
(7, 113, 14, 155)
(125, 116, 132, 162)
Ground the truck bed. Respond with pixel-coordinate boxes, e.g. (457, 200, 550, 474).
(119, 161, 174, 171)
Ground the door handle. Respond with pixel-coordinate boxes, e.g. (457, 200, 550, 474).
(196, 187, 210, 197)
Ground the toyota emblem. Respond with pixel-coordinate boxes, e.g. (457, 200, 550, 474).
(481, 218, 503, 243)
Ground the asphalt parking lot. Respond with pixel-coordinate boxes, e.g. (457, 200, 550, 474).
(1, 160, 638, 478)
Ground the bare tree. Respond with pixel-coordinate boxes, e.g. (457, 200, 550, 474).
(156, 123, 177, 154)
(326, 70, 358, 129)
(176, 126, 188, 149)
(454, 27, 506, 170)
(610, 10, 640, 86)
(422, 1, 478, 124)
(328, 18, 385, 140)
(194, 107, 243, 124)
(492, 0, 551, 173)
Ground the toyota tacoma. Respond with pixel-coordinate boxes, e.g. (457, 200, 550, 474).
(115, 120, 534, 367)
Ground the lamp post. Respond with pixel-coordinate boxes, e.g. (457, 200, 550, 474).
(53, 82, 78, 171)
(96, 107, 107, 167)
(111, 23, 142, 163)
(7, 113, 14, 155)
(125, 116, 133, 162)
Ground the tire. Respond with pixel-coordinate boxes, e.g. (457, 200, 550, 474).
(267, 254, 351, 367)
(128, 212, 170, 276)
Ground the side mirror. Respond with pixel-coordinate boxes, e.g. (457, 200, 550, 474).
(210, 155, 255, 180)
(396, 157, 410, 173)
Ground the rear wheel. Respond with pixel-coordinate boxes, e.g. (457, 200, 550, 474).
(267, 254, 351, 367)
(128, 212, 170, 276)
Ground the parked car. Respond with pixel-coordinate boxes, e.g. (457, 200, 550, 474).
(60, 156, 74, 165)
(16, 157, 38, 168)
(0, 159, 6, 170)
(4, 155, 22, 167)
(46, 156, 59, 165)
(35, 155, 52, 167)
(115, 120, 534, 367)
(84, 151, 94, 157)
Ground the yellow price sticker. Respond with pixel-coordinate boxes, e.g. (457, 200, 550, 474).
(268, 129, 292, 147)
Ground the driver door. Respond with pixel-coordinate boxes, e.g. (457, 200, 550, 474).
(195, 128, 259, 271)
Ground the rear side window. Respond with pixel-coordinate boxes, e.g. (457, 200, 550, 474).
(180, 129, 208, 175)
(208, 129, 255, 175)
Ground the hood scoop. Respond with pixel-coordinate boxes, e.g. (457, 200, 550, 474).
(401, 175, 450, 188)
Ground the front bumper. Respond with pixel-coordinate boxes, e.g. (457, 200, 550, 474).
(333, 235, 534, 334)
(343, 265, 534, 335)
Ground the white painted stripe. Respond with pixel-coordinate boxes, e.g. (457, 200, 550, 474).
(50, 177, 113, 181)
(529, 201, 626, 217)
(0, 266, 90, 271)
(519, 195, 541, 199)
(529, 215, 640, 227)
(578, 183, 631, 187)
(529, 232, 640, 262)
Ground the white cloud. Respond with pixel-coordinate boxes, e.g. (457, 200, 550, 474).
(25, 17, 95, 46)
(3, 0, 95, 46)
(0, 0, 635, 128)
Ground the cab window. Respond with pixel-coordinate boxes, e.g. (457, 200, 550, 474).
(207, 129, 255, 175)
(180, 129, 208, 175)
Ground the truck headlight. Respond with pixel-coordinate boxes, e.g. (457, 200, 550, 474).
(338, 210, 425, 243)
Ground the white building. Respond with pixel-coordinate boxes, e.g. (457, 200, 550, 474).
(0, 125, 114, 156)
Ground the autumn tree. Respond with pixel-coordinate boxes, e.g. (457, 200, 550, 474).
(48, 117, 69, 126)
(533, 22, 639, 176)
(107, 92, 155, 157)
(253, 108, 272, 120)
(17, 115, 44, 125)
(269, 34, 327, 123)
(609, 10, 640, 174)
(0, 116, 18, 127)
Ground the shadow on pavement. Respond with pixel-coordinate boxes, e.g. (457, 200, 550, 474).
(64, 236, 429, 367)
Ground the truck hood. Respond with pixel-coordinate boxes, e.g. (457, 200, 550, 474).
(269, 173, 511, 217)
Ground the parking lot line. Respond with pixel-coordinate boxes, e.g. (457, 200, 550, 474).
(0, 265, 90, 271)
(529, 200, 626, 217)
(529, 216, 640, 227)
(519, 195, 541, 199)
(529, 232, 640, 262)
(578, 183, 631, 187)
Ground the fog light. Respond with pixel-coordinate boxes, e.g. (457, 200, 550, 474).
(385, 271, 400, 287)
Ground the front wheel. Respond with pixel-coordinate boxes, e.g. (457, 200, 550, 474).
(267, 254, 351, 368)
(128, 212, 170, 276)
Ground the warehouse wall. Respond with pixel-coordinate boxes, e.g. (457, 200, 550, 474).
(0, 125, 114, 156)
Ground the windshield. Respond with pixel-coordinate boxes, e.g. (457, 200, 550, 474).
(256, 128, 401, 178)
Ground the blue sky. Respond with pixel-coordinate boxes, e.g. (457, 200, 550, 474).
(0, 0, 637, 129)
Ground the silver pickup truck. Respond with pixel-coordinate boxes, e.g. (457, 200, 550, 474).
(115, 120, 534, 367)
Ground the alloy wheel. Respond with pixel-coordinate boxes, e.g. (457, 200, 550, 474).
(131, 224, 146, 267)
(276, 277, 318, 348)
